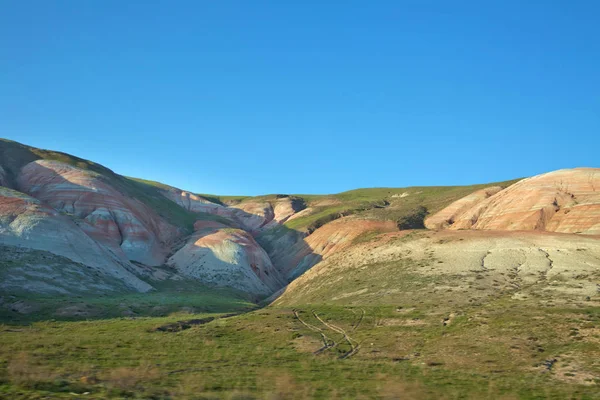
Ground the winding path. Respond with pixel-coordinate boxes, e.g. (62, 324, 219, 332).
(293, 309, 336, 354)
(312, 310, 360, 359)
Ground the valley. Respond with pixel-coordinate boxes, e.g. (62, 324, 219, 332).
(1, 138, 599, 399)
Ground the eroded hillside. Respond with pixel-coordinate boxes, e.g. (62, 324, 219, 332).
(1, 138, 599, 318)
(1, 139, 600, 398)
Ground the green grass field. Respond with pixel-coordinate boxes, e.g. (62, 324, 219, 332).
(3, 240, 598, 399)
(1, 297, 599, 399)
(2, 250, 599, 400)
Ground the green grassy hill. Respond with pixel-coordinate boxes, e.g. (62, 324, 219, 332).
(247, 179, 520, 238)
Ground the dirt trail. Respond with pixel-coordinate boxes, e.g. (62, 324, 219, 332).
(293, 309, 336, 354)
(312, 310, 360, 359)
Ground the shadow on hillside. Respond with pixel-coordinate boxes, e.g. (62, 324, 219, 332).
(0, 162, 323, 322)
(0, 287, 259, 325)
(179, 196, 324, 296)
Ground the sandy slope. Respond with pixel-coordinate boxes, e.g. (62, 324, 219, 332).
(428, 168, 600, 234)
(274, 229, 600, 305)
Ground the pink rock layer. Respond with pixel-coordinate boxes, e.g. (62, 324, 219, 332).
(266, 217, 398, 281)
(429, 168, 600, 234)
(162, 189, 223, 214)
(425, 186, 503, 229)
(168, 222, 285, 294)
(0, 187, 152, 292)
(17, 160, 180, 265)
(163, 188, 305, 233)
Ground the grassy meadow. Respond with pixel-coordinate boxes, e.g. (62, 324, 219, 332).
(1, 288, 599, 399)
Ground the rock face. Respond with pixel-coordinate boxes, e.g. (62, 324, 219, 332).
(2, 138, 599, 300)
(161, 189, 306, 233)
(427, 168, 600, 235)
(424, 186, 503, 229)
(260, 216, 398, 281)
(0, 187, 152, 292)
(226, 201, 275, 232)
(162, 189, 224, 214)
(167, 221, 285, 295)
(267, 197, 306, 226)
(164, 193, 313, 282)
(229, 197, 306, 232)
(17, 160, 180, 265)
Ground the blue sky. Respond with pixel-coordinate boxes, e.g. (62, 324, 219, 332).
(1, 1, 598, 195)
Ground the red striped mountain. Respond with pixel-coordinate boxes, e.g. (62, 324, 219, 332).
(426, 168, 600, 234)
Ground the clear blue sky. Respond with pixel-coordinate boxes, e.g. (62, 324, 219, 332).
(1, 1, 598, 195)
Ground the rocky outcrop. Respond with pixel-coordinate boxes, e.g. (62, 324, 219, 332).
(229, 197, 306, 232)
(161, 189, 306, 233)
(0, 187, 152, 292)
(167, 221, 285, 295)
(425, 186, 503, 229)
(269, 197, 307, 225)
(162, 189, 224, 214)
(227, 201, 274, 232)
(17, 160, 180, 265)
(427, 168, 600, 235)
(162, 188, 283, 231)
(4, 137, 599, 301)
(260, 216, 397, 281)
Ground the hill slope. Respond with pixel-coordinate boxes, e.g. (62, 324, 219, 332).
(1, 139, 600, 398)
(1, 138, 598, 304)
(426, 168, 600, 234)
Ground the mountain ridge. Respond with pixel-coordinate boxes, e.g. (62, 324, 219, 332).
(1, 138, 598, 304)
